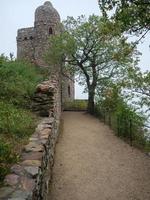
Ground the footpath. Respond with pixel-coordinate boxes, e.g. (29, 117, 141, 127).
(48, 112, 150, 200)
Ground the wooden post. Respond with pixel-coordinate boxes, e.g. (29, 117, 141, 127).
(117, 116, 120, 136)
(129, 118, 133, 146)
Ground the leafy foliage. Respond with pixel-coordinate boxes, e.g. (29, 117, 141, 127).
(0, 59, 42, 107)
(0, 55, 43, 183)
(120, 66, 150, 115)
(0, 139, 18, 183)
(46, 15, 137, 113)
(0, 101, 35, 137)
(98, 0, 150, 35)
(95, 87, 150, 151)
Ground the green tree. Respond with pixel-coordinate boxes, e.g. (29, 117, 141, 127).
(46, 15, 136, 113)
(98, 0, 150, 36)
(123, 66, 150, 113)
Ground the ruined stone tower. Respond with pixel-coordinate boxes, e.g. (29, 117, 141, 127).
(17, 1, 74, 102)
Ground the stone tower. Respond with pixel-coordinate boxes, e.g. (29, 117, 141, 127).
(17, 1, 60, 66)
(34, 1, 61, 65)
(16, 1, 74, 101)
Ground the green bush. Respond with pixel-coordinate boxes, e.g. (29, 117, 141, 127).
(0, 60, 43, 107)
(95, 92, 150, 151)
(0, 93, 36, 184)
(0, 139, 17, 163)
(0, 57, 44, 184)
(0, 139, 18, 184)
(0, 101, 35, 138)
(0, 166, 9, 183)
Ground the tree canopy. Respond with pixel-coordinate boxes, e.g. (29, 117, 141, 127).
(98, 0, 150, 36)
(46, 15, 137, 113)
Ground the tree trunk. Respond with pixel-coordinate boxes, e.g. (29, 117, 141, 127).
(87, 88, 95, 114)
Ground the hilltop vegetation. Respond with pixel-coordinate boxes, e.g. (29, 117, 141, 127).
(0, 55, 43, 183)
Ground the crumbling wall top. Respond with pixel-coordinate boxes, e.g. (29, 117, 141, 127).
(35, 1, 60, 23)
(17, 27, 34, 41)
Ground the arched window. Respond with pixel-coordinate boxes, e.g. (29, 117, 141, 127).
(49, 27, 53, 35)
(30, 36, 33, 40)
(24, 37, 27, 41)
(68, 85, 71, 98)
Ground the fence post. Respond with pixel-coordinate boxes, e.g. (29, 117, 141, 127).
(108, 110, 111, 127)
(103, 109, 106, 124)
(129, 118, 133, 146)
(117, 116, 120, 136)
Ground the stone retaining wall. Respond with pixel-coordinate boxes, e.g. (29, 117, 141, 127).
(0, 78, 61, 200)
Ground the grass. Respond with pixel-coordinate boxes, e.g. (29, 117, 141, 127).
(0, 60, 43, 107)
(63, 99, 88, 111)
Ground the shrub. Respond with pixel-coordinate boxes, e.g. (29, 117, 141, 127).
(0, 101, 35, 138)
(0, 165, 10, 184)
(0, 138, 19, 184)
(0, 139, 17, 163)
(0, 60, 43, 107)
(95, 91, 150, 151)
(0, 57, 44, 184)
(0, 101, 36, 184)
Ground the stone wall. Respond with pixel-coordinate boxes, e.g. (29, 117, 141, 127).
(0, 77, 61, 200)
(17, 27, 35, 61)
(17, 2, 60, 66)
(16, 1, 75, 102)
(62, 75, 75, 103)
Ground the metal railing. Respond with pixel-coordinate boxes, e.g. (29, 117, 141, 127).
(95, 107, 150, 149)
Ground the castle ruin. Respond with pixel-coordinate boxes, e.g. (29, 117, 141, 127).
(17, 1, 74, 102)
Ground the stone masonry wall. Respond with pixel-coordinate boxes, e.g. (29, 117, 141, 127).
(0, 77, 61, 200)
(17, 28, 35, 61)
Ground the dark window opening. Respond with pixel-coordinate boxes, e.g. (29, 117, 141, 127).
(24, 37, 27, 41)
(49, 27, 53, 35)
(30, 36, 33, 40)
(68, 85, 71, 98)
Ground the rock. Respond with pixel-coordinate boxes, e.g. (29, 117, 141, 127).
(36, 124, 45, 132)
(11, 165, 25, 176)
(21, 152, 43, 161)
(8, 198, 26, 200)
(21, 160, 41, 167)
(24, 143, 43, 152)
(39, 128, 51, 139)
(20, 177, 35, 191)
(4, 174, 19, 186)
(11, 190, 31, 199)
(29, 137, 39, 142)
(41, 128, 51, 135)
(42, 118, 53, 124)
(40, 139, 47, 145)
(36, 84, 50, 93)
(24, 166, 39, 177)
(146, 152, 150, 157)
(0, 187, 14, 199)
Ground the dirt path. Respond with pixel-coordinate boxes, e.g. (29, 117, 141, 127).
(48, 112, 150, 200)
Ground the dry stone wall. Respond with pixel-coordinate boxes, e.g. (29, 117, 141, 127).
(0, 77, 61, 200)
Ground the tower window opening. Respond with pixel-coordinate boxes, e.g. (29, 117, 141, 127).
(68, 85, 71, 98)
(24, 37, 27, 41)
(49, 27, 53, 35)
(30, 36, 33, 40)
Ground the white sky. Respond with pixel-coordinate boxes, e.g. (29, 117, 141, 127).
(0, 0, 149, 99)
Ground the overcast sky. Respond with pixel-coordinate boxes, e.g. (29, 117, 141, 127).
(0, 0, 149, 99)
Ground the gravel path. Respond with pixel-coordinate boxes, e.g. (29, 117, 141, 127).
(48, 112, 150, 200)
